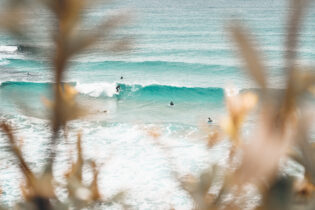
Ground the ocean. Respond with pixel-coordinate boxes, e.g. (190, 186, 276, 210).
(0, 0, 314, 209)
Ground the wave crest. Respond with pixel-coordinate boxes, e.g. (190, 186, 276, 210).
(2, 81, 272, 102)
(75, 82, 118, 97)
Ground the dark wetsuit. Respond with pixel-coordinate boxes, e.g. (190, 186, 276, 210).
(116, 85, 121, 92)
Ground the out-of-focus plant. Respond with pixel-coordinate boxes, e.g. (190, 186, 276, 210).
(0, 0, 314, 209)
(0, 0, 131, 209)
(172, 0, 315, 209)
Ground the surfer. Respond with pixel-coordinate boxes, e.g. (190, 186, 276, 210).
(116, 84, 121, 92)
(120, 76, 123, 80)
(17, 45, 38, 54)
(170, 101, 174, 106)
(208, 117, 213, 123)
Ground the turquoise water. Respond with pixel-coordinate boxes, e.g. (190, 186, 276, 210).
(0, 0, 314, 208)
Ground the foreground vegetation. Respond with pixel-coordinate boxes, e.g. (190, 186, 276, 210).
(0, 0, 314, 209)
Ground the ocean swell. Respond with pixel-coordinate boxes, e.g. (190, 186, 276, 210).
(0, 81, 225, 102)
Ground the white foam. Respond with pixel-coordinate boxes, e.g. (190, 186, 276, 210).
(75, 82, 118, 97)
(224, 86, 241, 97)
(0, 45, 17, 53)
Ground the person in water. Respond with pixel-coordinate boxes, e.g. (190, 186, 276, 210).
(116, 85, 121, 92)
(170, 101, 174, 106)
(120, 76, 123, 80)
(208, 117, 213, 123)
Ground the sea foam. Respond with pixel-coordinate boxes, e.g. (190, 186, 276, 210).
(75, 82, 118, 97)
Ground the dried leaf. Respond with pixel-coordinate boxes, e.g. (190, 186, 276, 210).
(221, 90, 258, 145)
(229, 23, 267, 89)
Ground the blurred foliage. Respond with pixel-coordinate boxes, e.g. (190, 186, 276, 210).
(171, 0, 315, 209)
(0, 0, 314, 209)
(0, 0, 130, 209)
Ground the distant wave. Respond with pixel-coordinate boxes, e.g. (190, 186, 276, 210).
(2, 44, 313, 68)
(72, 56, 304, 69)
(0, 45, 42, 62)
(72, 60, 241, 76)
(0, 45, 26, 60)
(0, 81, 76, 88)
(74, 56, 240, 67)
(0, 45, 39, 53)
